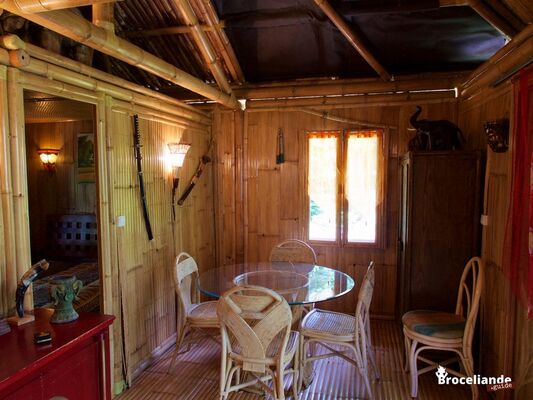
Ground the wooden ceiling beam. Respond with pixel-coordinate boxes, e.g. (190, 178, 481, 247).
(125, 23, 224, 39)
(173, 0, 233, 94)
(194, 0, 245, 84)
(0, 1, 240, 109)
(2, 0, 117, 13)
(439, 0, 518, 38)
(313, 0, 392, 82)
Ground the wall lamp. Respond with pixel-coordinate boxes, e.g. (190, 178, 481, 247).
(168, 142, 190, 219)
(38, 149, 59, 172)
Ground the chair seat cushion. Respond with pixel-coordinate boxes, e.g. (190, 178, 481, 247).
(188, 301, 219, 326)
(402, 310, 465, 339)
(300, 309, 355, 338)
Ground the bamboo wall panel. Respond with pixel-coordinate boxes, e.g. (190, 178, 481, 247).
(213, 97, 466, 318)
(458, 83, 533, 400)
(25, 120, 96, 257)
(109, 110, 215, 383)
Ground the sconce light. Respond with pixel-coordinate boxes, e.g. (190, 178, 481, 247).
(38, 149, 59, 172)
(167, 142, 191, 220)
(484, 119, 509, 153)
(168, 142, 191, 170)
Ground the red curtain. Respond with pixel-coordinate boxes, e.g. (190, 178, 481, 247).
(506, 65, 533, 318)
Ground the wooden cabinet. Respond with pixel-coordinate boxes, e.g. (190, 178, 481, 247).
(0, 309, 114, 400)
(397, 151, 483, 317)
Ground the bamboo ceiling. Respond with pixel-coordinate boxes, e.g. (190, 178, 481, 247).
(0, 0, 530, 100)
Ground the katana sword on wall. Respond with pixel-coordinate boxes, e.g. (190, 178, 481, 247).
(133, 114, 154, 241)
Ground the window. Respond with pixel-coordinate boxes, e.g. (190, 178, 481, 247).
(307, 130, 386, 247)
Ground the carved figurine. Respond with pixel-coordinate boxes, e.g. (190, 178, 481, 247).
(408, 106, 464, 151)
(484, 119, 509, 153)
(15, 259, 49, 317)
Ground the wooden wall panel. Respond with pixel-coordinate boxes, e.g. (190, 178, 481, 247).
(213, 97, 466, 318)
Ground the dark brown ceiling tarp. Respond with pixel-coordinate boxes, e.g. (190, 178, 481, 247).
(214, 0, 506, 82)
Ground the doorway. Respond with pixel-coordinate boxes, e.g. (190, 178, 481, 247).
(24, 90, 101, 313)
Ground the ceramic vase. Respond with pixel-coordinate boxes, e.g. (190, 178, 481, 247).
(49, 275, 83, 323)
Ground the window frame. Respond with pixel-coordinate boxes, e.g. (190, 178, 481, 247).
(305, 129, 388, 250)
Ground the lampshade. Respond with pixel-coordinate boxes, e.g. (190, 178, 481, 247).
(167, 142, 191, 168)
(38, 149, 59, 172)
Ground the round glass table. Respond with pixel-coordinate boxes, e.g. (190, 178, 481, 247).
(198, 261, 355, 305)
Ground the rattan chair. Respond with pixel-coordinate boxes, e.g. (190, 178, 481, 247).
(299, 262, 377, 399)
(402, 257, 484, 398)
(269, 239, 317, 264)
(217, 285, 300, 400)
(270, 239, 317, 320)
(168, 252, 219, 373)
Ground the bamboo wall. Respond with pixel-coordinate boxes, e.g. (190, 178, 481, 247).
(459, 82, 532, 399)
(0, 59, 215, 396)
(25, 120, 96, 257)
(108, 108, 215, 384)
(212, 97, 464, 318)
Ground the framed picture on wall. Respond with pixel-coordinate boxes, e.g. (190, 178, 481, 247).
(77, 133, 95, 183)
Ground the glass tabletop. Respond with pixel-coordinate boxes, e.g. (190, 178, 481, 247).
(199, 261, 355, 305)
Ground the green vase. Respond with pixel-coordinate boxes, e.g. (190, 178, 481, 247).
(49, 275, 83, 323)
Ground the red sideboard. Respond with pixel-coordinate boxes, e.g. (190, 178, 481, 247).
(0, 308, 114, 400)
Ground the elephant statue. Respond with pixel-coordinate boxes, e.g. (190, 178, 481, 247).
(408, 106, 465, 151)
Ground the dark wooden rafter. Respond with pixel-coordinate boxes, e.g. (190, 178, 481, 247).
(313, 0, 392, 82)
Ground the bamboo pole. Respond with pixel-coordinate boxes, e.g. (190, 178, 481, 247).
(93, 1, 115, 33)
(313, 0, 391, 81)
(5, 0, 116, 13)
(0, 35, 211, 125)
(6, 67, 33, 312)
(232, 72, 466, 99)
(246, 90, 456, 109)
(174, 0, 233, 94)
(467, 0, 517, 38)
(125, 24, 223, 38)
(461, 26, 533, 97)
(0, 2, 240, 109)
(299, 108, 396, 129)
(195, 0, 244, 84)
(0, 65, 17, 315)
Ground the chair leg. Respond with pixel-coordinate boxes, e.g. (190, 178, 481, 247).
(365, 323, 380, 380)
(459, 351, 478, 400)
(167, 324, 189, 373)
(292, 344, 300, 400)
(298, 336, 306, 391)
(408, 340, 419, 398)
(276, 368, 285, 400)
(403, 334, 411, 373)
